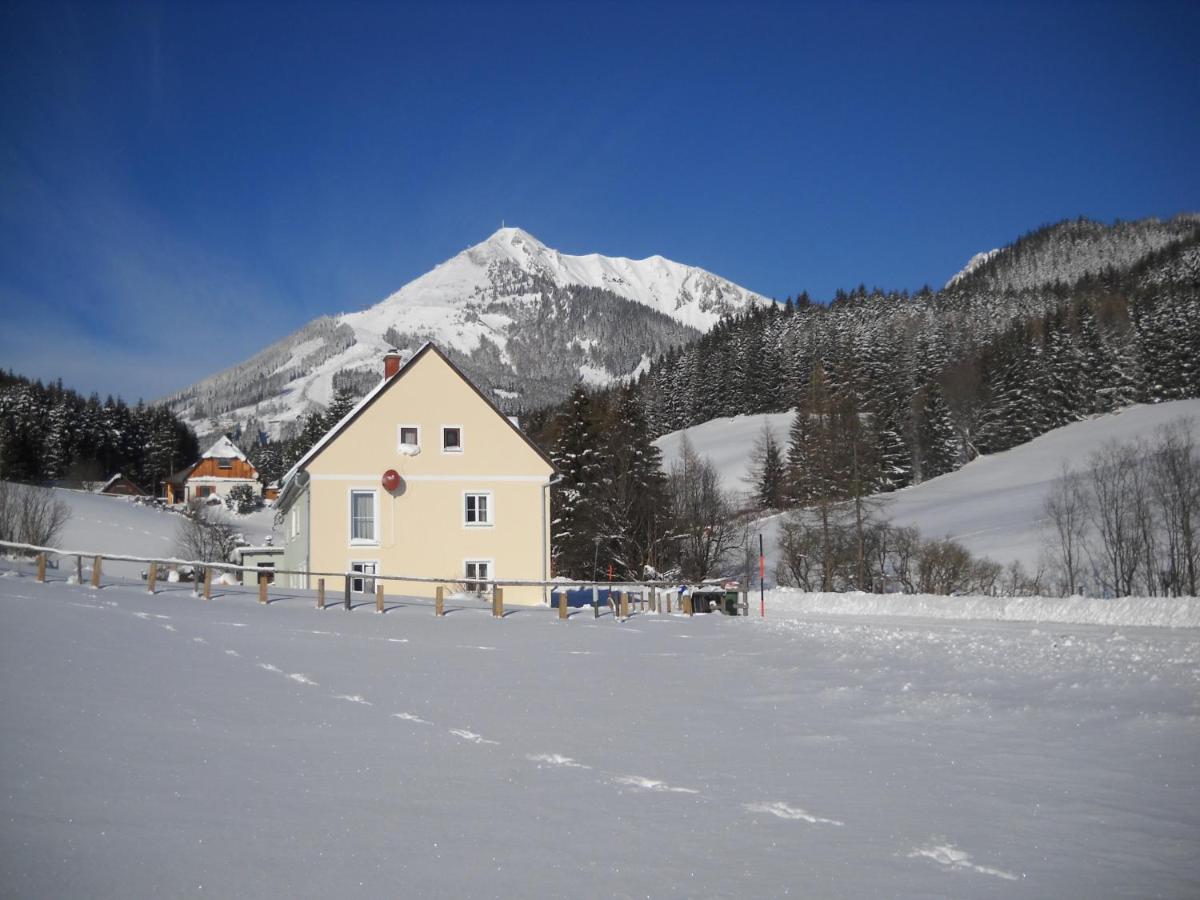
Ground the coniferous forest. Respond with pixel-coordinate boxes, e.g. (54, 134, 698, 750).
(526, 216, 1200, 580)
(0, 372, 199, 490)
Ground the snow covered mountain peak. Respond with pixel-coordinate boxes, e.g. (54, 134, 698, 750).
(362, 226, 768, 331)
(166, 228, 769, 440)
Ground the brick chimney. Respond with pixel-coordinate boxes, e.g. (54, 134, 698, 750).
(384, 349, 403, 380)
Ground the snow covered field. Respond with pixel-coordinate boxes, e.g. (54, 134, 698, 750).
(656, 399, 1200, 574)
(1, 569, 1197, 897)
(47, 489, 277, 579)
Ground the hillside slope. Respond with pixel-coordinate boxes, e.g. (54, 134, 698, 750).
(656, 398, 1200, 572)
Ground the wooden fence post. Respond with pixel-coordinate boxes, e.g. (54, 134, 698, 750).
(204, 567, 213, 599)
(192, 565, 201, 597)
(619, 590, 629, 619)
(90, 556, 102, 588)
(684, 592, 693, 617)
(558, 590, 568, 620)
(317, 578, 325, 610)
(147, 562, 158, 594)
(376, 583, 384, 613)
(75, 555, 83, 585)
(492, 586, 503, 618)
(650, 588, 657, 613)
(344, 575, 351, 610)
(258, 573, 268, 604)
(36, 552, 46, 583)
(665, 590, 672, 614)
(435, 585, 445, 617)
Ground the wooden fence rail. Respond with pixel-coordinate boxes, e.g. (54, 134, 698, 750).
(0, 539, 735, 616)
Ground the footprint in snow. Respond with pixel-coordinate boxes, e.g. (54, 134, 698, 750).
(258, 663, 282, 673)
(161, 624, 177, 632)
(133, 612, 151, 620)
(288, 673, 318, 686)
(392, 712, 430, 724)
(335, 694, 372, 705)
(744, 801, 843, 826)
(613, 776, 699, 794)
(907, 841, 1018, 881)
(224, 650, 240, 657)
(192, 637, 207, 644)
(527, 753, 590, 769)
(449, 729, 498, 745)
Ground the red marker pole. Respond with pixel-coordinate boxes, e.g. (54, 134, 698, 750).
(759, 533, 765, 617)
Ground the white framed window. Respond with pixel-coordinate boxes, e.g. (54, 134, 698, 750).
(217, 457, 233, 470)
(350, 561, 377, 594)
(398, 424, 420, 450)
(442, 425, 463, 453)
(464, 491, 493, 526)
(349, 489, 378, 545)
(464, 559, 492, 594)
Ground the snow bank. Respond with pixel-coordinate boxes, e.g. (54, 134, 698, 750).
(764, 589, 1200, 628)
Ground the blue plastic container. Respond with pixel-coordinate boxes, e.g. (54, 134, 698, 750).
(551, 587, 615, 608)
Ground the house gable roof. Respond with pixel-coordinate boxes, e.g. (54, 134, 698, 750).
(279, 343, 555, 495)
(201, 435, 249, 462)
(97, 473, 147, 494)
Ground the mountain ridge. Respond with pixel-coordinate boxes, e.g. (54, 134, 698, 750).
(164, 228, 769, 440)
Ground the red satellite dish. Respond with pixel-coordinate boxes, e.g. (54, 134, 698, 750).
(382, 469, 401, 492)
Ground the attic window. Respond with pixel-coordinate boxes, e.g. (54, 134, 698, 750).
(442, 427, 462, 453)
(218, 458, 233, 470)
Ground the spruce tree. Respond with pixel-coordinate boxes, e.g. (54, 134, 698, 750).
(550, 386, 606, 579)
(750, 419, 786, 510)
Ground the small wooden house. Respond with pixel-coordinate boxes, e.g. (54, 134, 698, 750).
(96, 474, 147, 496)
(165, 436, 260, 504)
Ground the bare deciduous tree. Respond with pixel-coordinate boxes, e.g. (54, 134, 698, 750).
(175, 500, 239, 563)
(667, 436, 745, 580)
(1043, 463, 1088, 595)
(1150, 419, 1200, 597)
(1084, 441, 1144, 597)
(0, 482, 71, 550)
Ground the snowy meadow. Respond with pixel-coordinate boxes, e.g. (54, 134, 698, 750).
(1, 563, 1197, 898)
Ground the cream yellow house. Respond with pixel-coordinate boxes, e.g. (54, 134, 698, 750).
(276, 344, 556, 605)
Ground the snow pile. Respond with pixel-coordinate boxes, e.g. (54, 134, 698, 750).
(763, 589, 1200, 628)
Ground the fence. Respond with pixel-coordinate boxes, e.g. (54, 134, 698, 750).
(0, 539, 746, 620)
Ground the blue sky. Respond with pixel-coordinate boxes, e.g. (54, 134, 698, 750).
(2, 0, 1197, 401)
